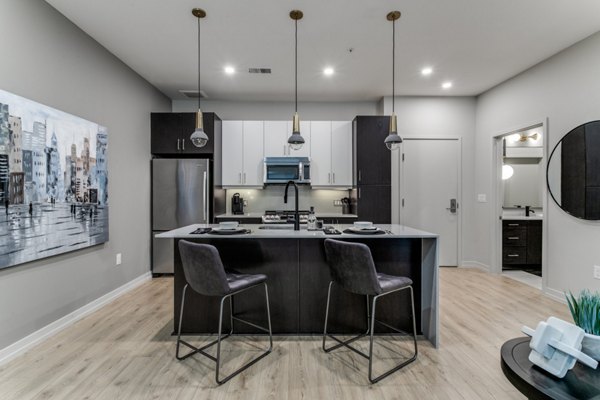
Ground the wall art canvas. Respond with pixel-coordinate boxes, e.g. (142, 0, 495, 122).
(0, 88, 108, 269)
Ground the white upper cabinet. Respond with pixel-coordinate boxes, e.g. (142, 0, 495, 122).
(331, 121, 353, 187)
(222, 121, 264, 187)
(310, 121, 332, 186)
(264, 121, 288, 157)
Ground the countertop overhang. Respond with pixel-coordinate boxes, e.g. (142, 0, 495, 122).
(155, 224, 438, 239)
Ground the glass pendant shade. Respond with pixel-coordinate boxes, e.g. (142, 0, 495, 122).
(384, 113, 402, 150)
(190, 109, 208, 148)
(288, 112, 304, 150)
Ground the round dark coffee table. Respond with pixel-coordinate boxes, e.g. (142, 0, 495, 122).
(501, 337, 600, 399)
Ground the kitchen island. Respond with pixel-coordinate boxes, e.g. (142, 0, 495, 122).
(156, 224, 439, 347)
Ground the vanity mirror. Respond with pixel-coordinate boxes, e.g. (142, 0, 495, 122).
(547, 120, 600, 220)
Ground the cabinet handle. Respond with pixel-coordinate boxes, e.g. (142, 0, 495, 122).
(328, 173, 331, 183)
(508, 223, 519, 226)
(358, 170, 362, 182)
(358, 188, 361, 199)
(239, 173, 242, 184)
(332, 172, 335, 183)
(243, 172, 246, 184)
(507, 237, 520, 240)
(507, 254, 520, 257)
(177, 139, 180, 150)
(182, 139, 185, 150)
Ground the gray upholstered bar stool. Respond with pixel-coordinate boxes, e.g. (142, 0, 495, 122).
(176, 240, 273, 385)
(322, 238, 418, 384)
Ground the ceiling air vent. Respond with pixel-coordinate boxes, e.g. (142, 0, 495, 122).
(248, 68, 272, 74)
(179, 90, 208, 99)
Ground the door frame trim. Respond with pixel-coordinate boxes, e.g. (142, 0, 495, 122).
(397, 137, 463, 267)
(491, 119, 548, 290)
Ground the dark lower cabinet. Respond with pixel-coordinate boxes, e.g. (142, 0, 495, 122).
(502, 220, 542, 270)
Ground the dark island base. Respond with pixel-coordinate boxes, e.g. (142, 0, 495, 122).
(174, 237, 434, 338)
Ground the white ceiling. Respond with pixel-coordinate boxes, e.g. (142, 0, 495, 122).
(45, 0, 600, 102)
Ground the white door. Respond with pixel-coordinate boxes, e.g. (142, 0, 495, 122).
(331, 121, 353, 186)
(222, 121, 244, 186)
(242, 121, 264, 186)
(310, 121, 332, 186)
(401, 139, 460, 266)
(264, 121, 288, 157)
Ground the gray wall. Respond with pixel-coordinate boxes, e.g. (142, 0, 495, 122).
(0, 0, 170, 350)
(381, 96, 478, 264)
(476, 31, 600, 295)
(172, 99, 378, 120)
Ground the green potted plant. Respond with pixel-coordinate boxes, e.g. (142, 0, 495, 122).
(566, 290, 600, 360)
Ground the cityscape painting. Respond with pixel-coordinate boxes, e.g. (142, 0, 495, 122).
(0, 88, 108, 270)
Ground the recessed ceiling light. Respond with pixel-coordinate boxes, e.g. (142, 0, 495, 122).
(224, 66, 235, 75)
(323, 67, 334, 76)
(421, 67, 433, 76)
(442, 81, 453, 89)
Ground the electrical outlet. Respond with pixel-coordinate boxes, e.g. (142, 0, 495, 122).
(116, 253, 122, 266)
(594, 265, 600, 280)
(333, 200, 342, 206)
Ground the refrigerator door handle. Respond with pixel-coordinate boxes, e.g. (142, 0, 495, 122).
(203, 171, 208, 223)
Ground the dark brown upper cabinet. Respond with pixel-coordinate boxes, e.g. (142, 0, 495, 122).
(151, 112, 219, 155)
(353, 116, 392, 186)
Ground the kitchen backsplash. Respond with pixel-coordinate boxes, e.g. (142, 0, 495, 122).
(224, 187, 351, 214)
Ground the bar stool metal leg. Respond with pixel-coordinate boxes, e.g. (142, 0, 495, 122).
(322, 282, 418, 384)
(176, 283, 273, 385)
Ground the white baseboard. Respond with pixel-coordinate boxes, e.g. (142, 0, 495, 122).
(460, 261, 490, 272)
(0, 272, 152, 366)
(543, 286, 567, 304)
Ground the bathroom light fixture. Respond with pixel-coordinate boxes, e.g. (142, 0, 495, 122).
(421, 67, 433, 76)
(287, 10, 305, 151)
(384, 11, 403, 151)
(502, 165, 514, 180)
(518, 132, 539, 142)
(442, 81, 453, 89)
(323, 67, 334, 76)
(224, 66, 235, 75)
(190, 8, 209, 148)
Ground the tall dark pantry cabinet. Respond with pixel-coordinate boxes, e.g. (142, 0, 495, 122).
(352, 116, 392, 223)
(150, 112, 225, 275)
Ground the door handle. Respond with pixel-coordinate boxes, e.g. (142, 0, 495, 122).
(446, 198, 458, 214)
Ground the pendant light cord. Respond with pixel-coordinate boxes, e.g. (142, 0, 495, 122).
(392, 19, 395, 114)
(295, 19, 298, 113)
(197, 17, 201, 110)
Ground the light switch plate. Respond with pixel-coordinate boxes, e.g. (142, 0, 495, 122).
(594, 265, 600, 279)
(116, 253, 122, 265)
(477, 194, 487, 203)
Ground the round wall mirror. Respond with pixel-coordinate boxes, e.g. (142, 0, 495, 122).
(547, 120, 600, 220)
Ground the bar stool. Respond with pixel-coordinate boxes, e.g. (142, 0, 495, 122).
(176, 240, 273, 385)
(322, 239, 418, 384)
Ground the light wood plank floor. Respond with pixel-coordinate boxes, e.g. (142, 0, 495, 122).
(0, 268, 570, 399)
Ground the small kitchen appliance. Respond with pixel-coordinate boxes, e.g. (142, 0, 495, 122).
(231, 193, 244, 215)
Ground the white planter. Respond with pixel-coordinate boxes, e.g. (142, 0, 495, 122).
(582, 333, 600, 360)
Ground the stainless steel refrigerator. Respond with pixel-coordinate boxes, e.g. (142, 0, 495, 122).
(152, 158, 211, 274)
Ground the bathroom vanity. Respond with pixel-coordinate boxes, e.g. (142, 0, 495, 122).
(502, 218, 542, 274)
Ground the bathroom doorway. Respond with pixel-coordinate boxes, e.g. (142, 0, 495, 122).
(492, 122, 548, 290)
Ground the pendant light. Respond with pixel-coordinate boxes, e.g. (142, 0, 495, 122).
(288, 10, 305, 151)
(190, 8, 209, 148)
(384, 11, 403, 151)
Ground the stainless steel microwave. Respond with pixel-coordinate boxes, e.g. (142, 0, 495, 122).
(263, 157, 311, 184)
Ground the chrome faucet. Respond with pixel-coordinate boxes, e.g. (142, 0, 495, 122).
(284, 180, 300, 231)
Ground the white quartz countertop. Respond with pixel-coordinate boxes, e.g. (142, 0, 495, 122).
(502, 215, 544, 220)
(215, 213, 358, 219)
(155, 224, 438, 239)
